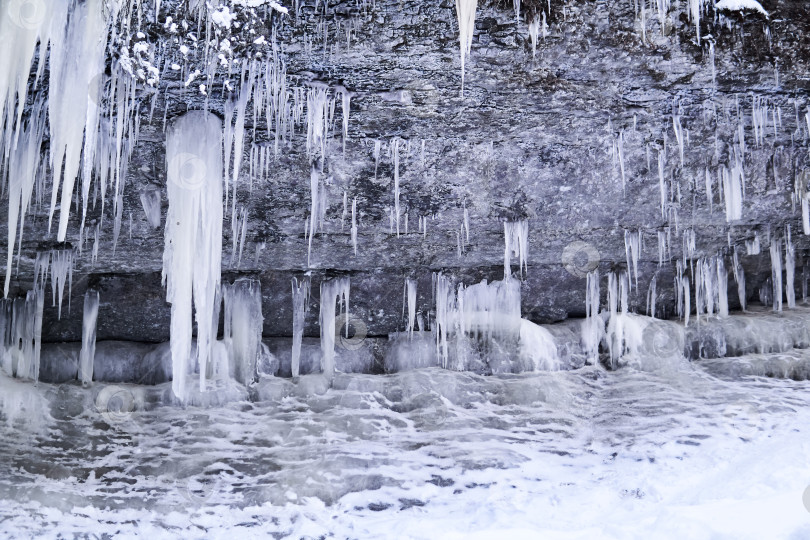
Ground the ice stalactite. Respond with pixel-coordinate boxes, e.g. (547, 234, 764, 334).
(455, 0, 478, 95)
(0, 286, 44, 381)
(657, 230, 668, 267)
(624, 229, 641, 291)
(770, 235, 783, 312)
(291, 276, 310, 378)
(433, 273, 557, 371)
(704, 168, 713, 213)
(732, 247, 746, 311)
(79, 290, 100, 385)
(657, 150, 666, 218)
(717, 257, 729, 317)
(140, 188, 162, 229)
(49, 250, 74, 320)
(319, 277, 350, 378)
(350, 197, 358, 255)
(405, 278, 417, 337)
(337, 85, 351, 153)
(746, 233, 760, 255)
(390, 138, 402, 236)
(687, 0, 703, 42)
(306, 85, 332, 167)
(504, 221, 529, 280)
(528, 17, 540, 59)
(673, 115, 684, 167)
(722, 161, 743, 222)
(224, 278, 264, 386)
(163, 111, 223, 399)
(647, 275, 657, 318)
(581, 270, 603, 364)
(373, 140, 382, 178)
(307, 166, 326, 267)
(4, 100, 46, 298)
(605, 271, 630, 369)
(785, 226, 795, 309)
(48, 0, 116, 242)
(231, 206, 248, 268)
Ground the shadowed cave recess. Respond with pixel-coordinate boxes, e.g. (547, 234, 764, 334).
(2, 0, 810, 537)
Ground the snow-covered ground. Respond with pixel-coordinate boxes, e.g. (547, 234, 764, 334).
(1, 355, 810, 539)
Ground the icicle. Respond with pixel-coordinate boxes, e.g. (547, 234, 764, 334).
(47, 0, 113, 242)
(624, 229, 641, 290)
(291, 276, 310, 378)
(528, 16, 539, 59)
(733, 247, 746, 311)
(406, 278, 417, 337)
(722, 163, 743, 222)
(717, 257, 729, 317)
(390, 138, 401, 236)
(657, 230, 667, 267)
(319, 276, 350, 378)
(139, 188, 162, 229)
(785, 225, 795, 309)
(647, 275, 657, 318)
(339, 86, 351, 153)
(79, 289, 99, 385)
(49, 249, 74, 320)
(504, 221, 529, 280)
(223, 278, 263, 385)
(373, 139, 381, 178)
(341, 190, 347, 231)
(163, 111, 223, 399)
(455, 0, 478, 95)
(770, 236, 783, 312)
(4, 100, 46, 297)
(307, 166, 325, 267)
(350, 197, 358, 255)
(746, 232, 760, 255)
(582, 270, 602, 364)
(658, 150, 666, 217)
(673, 115, 684, 167)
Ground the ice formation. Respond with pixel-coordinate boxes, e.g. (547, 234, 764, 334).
(79, 290, 100, 385)
(770, 235, 783, 312)
(785, 226, 796, 309)
(291, 276, 310, 378)
(163, 111, 224, 399)
(49, 250, 74, 320)
(405, 278, 417, 336)
(140, 188, 162, 229)
(455, 0, 478, 94)
(504, 221, 528, 280)
(307, 166, 326, 266)
(319, 277, 350, 378)
(581, 270, 603, 364)
(624, 229, 641, 290)
(0, 286, 44, 381)
(224, 278, 264, 385)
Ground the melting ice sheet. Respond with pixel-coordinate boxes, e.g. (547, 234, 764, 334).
(0, 361, 809, 539)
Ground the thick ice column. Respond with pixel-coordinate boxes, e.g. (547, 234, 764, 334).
(319, 277, 350, 378)
(79, 290, 99, 385)
(224, 278, 263, 385)
(291, 276, 310, 378)
(163, 111, 223, 399)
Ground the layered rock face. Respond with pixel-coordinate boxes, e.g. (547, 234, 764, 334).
(2, 0, 809, 352)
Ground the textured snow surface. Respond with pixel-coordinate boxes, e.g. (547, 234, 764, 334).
(714, 0, 769, 17)
(1, 357, 810, 538)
